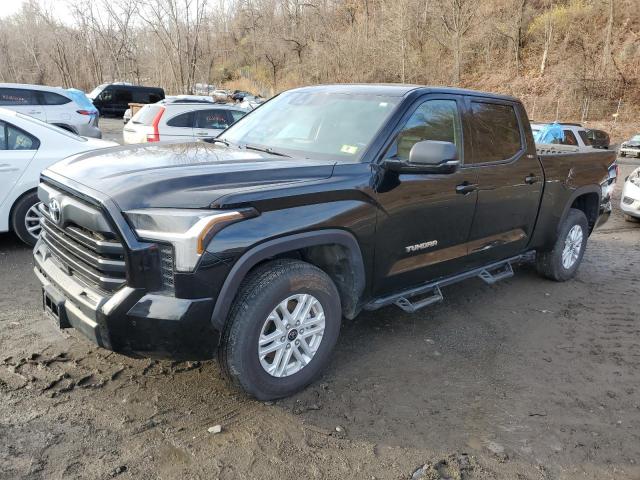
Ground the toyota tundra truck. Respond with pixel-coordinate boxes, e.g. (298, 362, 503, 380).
(33, 85, 617, 400)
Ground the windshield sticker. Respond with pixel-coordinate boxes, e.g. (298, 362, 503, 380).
(340, 145, 359, 154)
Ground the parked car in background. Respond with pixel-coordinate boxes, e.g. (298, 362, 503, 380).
(0, 83, 102, 138)
(0, 108, 117, 246)
(230, 90, 253, 102)
(586, 128, 610, 149)
(239, 95, 266, 110)
(621, 167, 640, 222)
(123, 101, 247, 144)
(532, 122, 593, 149)
(89, 83, 165, 117)
(122, 95, 216, 123)
(619, 134, 640, 158)
(212, 90, 230, 101)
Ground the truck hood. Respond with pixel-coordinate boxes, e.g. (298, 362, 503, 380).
(45, 142, 336, 210)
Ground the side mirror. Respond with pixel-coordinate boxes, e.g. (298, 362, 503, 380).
(385, 140, 460, 174)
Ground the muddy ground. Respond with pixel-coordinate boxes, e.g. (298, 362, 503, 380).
(1, 163, 639, 480)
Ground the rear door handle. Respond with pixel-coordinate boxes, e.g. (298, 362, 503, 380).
(456, 182, 479, 195)
(524, 174, 540, 184)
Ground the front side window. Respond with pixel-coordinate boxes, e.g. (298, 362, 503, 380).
(195, 109, 231, 130)
(385, 99, 462, 161)
(469, 102, 522, 163)
(219, 90, 400, 162)
(0, 88, 38, 106)
(561, 130, 578, 146)
(0, 121, 39, 150)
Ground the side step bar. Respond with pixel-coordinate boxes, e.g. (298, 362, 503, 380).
(364, 252, 534, 313)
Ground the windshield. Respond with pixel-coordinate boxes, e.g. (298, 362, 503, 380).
(87, 84, 107, 99)
(631, 135, 640, 142)
(219, 90, 401, 161)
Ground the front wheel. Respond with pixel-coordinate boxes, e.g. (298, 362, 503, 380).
(219, 259, 341, 400)
(11, 192, 42, 247)
(536, 208, 589, 281)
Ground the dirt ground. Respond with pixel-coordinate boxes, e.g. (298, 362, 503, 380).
(1, 162, 639, 480)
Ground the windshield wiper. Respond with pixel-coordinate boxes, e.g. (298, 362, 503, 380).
(243, 144, 291, 157)
(207, 138, 231, 147)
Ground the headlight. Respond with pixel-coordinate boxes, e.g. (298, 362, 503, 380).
(630, 172, 640, 187)
(125, 208, 257, 271)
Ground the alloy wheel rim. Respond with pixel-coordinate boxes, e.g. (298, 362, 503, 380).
(258, 294, 325, 378)
(24, 203, 43, 240)
(561, 224, 583, 269)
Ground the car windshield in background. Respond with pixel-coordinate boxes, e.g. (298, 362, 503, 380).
(631, 135, 640, 142)
(131, 105, 163, 125)
(87, 84, 107, 99)
(219, 91, 401, 161)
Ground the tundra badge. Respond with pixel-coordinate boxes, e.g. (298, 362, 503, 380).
(405, 240, 438, 253)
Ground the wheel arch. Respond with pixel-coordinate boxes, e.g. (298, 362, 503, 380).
(9, 187, 38, 232)
(52, 123, 78, 134)
(562, 186, 601, 235)
(211, 229, 366, 332)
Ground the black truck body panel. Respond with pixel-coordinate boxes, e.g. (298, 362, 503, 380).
(33, 84, 616, 358)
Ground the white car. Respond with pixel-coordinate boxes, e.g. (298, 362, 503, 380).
(619, 134, 640, 158)
(531, 122, 593, 149)
(0, 108, 117, 246)
(122, 95, 216, 123)
(123, 101, 248, 144)
(0, 83, 102, 138)
(621, 167, 640, 222)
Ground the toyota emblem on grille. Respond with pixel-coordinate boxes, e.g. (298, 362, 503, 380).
(49, 199, 61, 224)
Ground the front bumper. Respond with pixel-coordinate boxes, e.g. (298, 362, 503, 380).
(76, 123, 103, 139)
(620, 146, 640, 157)
(34, 239, 218, 359)
(621, 181, 640, 218)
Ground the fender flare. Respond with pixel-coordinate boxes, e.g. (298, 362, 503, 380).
(210, 229, 365, 331)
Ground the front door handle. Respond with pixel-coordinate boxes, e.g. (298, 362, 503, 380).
(456, 182, 479, 195)
(524, 174, 540, 184)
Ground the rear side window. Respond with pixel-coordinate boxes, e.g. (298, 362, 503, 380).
(114, 89, 133, 103)
(132, 90, 149, 103)
(469, 102, 523, 163)
(578, 130, 591, 145)
(131, 105, 163, 125)
(0, 120, 39, 150)
(195, 109, 231, 129)
(40, 91, 72, 105)
(166, 111, 194, 128)
(0, 88, 38, 106)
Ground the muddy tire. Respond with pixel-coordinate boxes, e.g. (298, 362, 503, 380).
(219, 259, 341, 400)
(624, 214, 640, 223)
(11, 192, 42, 247)
(536, 208, 589, 282)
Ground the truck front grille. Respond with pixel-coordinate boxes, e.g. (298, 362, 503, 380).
(39, 201, 127, 293)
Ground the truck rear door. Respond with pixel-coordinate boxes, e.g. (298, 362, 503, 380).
(462, 97, 543, 265)
(373, 94, 479, 296)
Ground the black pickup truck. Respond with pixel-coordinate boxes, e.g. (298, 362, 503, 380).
(34, 85, 616, 399)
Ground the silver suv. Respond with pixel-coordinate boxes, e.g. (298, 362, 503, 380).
(0, 83, 102, 138)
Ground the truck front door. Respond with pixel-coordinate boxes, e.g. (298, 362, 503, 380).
(462, 98, 544, 265)
(373, 95, 478, 296)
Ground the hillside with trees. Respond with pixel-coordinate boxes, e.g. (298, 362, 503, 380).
(0, 0, 638, 136)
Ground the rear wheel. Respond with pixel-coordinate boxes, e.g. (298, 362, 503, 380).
(219, 259, 341, 400)
(536, 208, 588, 281)
(11, 192, 42, 247)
